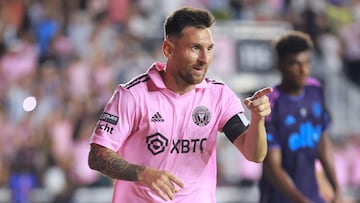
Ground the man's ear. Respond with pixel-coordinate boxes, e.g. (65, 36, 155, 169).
(162, 40, 173, 58)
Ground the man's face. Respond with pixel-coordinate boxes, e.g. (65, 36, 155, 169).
(279, 51, 311, 90)
(165, 26, 214, 85)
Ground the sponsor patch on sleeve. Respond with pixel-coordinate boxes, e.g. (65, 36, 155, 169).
(99, 112, 119, 125)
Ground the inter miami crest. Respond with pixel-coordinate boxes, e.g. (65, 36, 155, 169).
(192, 106, 211, 126)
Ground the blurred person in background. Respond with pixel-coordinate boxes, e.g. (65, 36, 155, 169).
(8, 148, 38, 203)
(88, 6, 272, 203)
(338, 0, 360, 88)
(259, 31, 341, 203)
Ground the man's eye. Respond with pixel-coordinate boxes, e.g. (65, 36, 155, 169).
(192, 46, 200, 51)
(288, 61, 300, 67)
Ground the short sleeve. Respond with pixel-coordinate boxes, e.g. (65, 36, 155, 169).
(218, 84, 245, 131)
(319, 87, 331, 132)
(90, 86, 137, 152)
(265, 89, 281, 149)
(265, 118, 281, 149)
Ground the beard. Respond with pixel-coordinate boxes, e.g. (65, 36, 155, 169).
(180, 66, 207, 85)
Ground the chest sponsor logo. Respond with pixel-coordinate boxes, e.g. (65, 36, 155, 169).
(288, 122, 321, 151)
(146, 133, 168, 155)
(99, 112, 118, 125)
(192, 106, 211, 126)
(146, 133, 207, 155)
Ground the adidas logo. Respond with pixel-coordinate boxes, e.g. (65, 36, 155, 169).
(151, 112, 164, 122)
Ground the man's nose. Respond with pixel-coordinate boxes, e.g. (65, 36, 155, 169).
(299, 62, 310, 74)
(198, 50, 211, 64)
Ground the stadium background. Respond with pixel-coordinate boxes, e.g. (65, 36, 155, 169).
(0, 0, 360, 202)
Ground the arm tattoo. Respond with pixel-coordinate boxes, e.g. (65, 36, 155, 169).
(88, 144, 145, 181)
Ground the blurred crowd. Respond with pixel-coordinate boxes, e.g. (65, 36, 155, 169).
(0, 0, 360, 202)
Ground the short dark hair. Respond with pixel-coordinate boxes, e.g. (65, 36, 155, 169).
(164, 7, 215, 38)
(273, 31, 313, 59)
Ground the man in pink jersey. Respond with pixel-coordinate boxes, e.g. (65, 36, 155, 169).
(88, 6, 272, 202)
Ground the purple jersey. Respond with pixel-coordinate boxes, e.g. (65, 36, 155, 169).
(90, 62, 248, 203)
(259, 81, 330, 203)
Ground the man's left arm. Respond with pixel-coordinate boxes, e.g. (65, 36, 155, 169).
(318, 132, 342, 203)
(232, 87, 272, 162)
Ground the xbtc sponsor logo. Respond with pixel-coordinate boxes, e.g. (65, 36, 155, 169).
(146, 133, 207, 155)
(146, 133, 168, 155)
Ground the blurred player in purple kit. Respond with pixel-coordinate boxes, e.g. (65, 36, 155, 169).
(259, 31, 342, 203)
(88, 6, 272, 203)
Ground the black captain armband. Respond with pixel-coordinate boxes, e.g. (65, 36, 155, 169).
(223, 113, 250, 143)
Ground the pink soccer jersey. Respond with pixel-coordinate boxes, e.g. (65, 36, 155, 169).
(90, 62, 247, 203)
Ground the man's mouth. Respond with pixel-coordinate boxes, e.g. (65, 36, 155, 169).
(193, 67, 205, 75)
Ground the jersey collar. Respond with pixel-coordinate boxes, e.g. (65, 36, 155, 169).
(147, 62, 208, 89)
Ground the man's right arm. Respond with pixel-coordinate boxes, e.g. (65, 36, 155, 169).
(88, 143, 184, 201)
(88, 143, 145, 181)
(263, 148, 311, 203)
